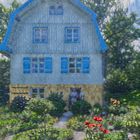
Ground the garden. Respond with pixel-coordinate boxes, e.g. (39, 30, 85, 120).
(0, 0, 140, 140)
(0, 90, 140, 140)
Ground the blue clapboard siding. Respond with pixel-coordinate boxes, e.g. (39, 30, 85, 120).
(10, 0, 104, 85)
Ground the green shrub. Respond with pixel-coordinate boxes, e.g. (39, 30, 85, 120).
(103, 131, 127, 140)
(92, 103, 102, 115)
(105, 69, 130, 94)
(0, 93, 9, 106)
(20, 110, 41, 123)
(26, 98, 54, 116)
(48, 93, 66, 117)
(67, 116, 85, 131)
(71, 100, 91, 115)
(107, 98, 128, 115)
(121, 110, 140, 133)
(13, 127, 73, 140)
(10, 96, 28, 112)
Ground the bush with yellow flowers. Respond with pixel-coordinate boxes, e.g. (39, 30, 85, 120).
(108, 98, 128, 115)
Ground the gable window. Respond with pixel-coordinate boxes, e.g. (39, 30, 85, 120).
(57, 6, 63, 15)
(61, 57, 90, 74)
(33, 27, 48, 43)
(49, 6, 55, 15)
(65, 27, 80, 43)
(49, 5, 63, 15)
(23, 57, 52, 74)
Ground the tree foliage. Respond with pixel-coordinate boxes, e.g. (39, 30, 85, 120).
(104, 9, 140, 93)
(104, 9, 140, 70)
(81, 0, 116, 28)
(0, 0, 20, 43)
(0, 59, 10, 92)
(0, 0, 20, 92)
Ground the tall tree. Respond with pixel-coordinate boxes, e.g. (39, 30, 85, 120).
(104, 9, 140, 70)
(0, 0, 20, 43)
(81, 0, 116, 28)
(0, 0, 20, 92)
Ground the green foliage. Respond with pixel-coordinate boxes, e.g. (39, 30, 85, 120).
(71, 100, 91, 115)
(105, 69, 129, 94)
(48, 92, 66, 108)
(81, 0, 116, 27)
(0, 0, 20, 43)
(26, 98, 54, 116)
(0, 93, 9, 106)
(104, 9, 140, 94)
(13, 127, 73, 140)
(0, 59, 10, 92)
(103, 131, 127, 140)
(67, 116, 85, 131)
(48, 93, 66, 117)
(92, 103, 102, 115)
(10, 96, 28, 112)
(126, 53, 140, 91)
(121, 110, 140, 133)
(104, 10, 140, 70)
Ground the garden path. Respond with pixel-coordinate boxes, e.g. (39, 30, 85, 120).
(54, 111, 73, 128)
(54, 111, 85, 140)
(4, 135, 13, 140)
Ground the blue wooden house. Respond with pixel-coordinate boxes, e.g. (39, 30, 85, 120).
(0, 0, 107, 105)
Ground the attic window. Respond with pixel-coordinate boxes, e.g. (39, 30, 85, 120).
(49, 5, 63, 15)
(49, 6, 55, 15)
(57, 6, 63, 15)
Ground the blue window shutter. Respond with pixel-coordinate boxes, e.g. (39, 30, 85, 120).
(82, 57, 90, 73)
(23, 57, 31, 74)
(61, 57, 68, 73)
(45, 57, 52, 73)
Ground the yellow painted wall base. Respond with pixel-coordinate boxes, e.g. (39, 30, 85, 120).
(10, 84, 104, 105)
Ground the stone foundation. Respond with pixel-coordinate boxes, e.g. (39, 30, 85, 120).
(10, 84, 104, 105)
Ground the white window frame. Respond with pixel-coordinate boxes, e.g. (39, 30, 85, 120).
(33, 27, 48, 43)
(65, 27, 80, 43)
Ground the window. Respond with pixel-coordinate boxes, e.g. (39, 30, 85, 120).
(49, 6, 55, 15)
(61, 57, 90, 74)
(39, 58, 45, 73)
(31, 88, 45, 98)
(32, 58, 38, 73)
(23, 57, 52, 74)
(49, 5, 63, 15)
(57, 6, 63, 15)
(23, 57, 31, 73)
(65, 27, 80, 43)
(33, 27, 48, 43)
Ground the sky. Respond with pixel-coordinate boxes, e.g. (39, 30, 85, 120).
(0, 0, 26, 7)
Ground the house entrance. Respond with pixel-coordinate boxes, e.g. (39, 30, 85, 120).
(69, 87, 85, 107)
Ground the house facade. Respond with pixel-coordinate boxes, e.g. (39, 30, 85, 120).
(0, 0, 107, 105)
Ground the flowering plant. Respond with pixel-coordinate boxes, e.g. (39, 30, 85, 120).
(108, 98, 128, 115)
(84, 116, 111, 140)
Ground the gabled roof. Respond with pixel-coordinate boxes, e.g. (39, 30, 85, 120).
(0, 0, 108, 54)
